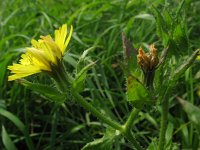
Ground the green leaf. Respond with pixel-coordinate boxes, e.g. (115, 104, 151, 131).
(74, 47, 95, 92)
(163, 10, 173, 32)
(170, 49, 199, 84)
(82, 128, 120, 150)
(173, 23, 188, 54)
(134, 13, 155, 21)
(175, 0, 185, 18)
(76, 47, 95, 72)
(63, 54, 77, 67)
(73, 62, 95, 92)
(152, 6, 168, 45)
(121, 33, 140, 77)
(192, 131, 199, 150)
(177, 97, 200, 133)
(0, 108, 34, 150)
(82, 138, 113, 150)
(0, 52, 18, 87)
(2, 126, 17, 150)
(127, 75, 150, 109)
(148, 137, 179, 150)
(20, 80, 66, 103)
(0, 108, 26, 134)
(165, 122, 174, 148)
(147, 138, 158, 150)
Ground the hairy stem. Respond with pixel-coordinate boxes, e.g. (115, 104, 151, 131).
(158, 49, 199, 149)
(158, 95, 169, 150)
(123, 131, 143, 150)
(124, 108, 140, 133)
(72, 91, 144, 150)
(56, 63, 143, 149)
(72, 90, 123, 131)
(122, 108, 142, 150)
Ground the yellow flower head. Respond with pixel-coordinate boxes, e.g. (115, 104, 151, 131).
(8, 24, 73, 81)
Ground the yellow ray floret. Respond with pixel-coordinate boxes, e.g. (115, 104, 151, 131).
(8, 24, 73, 81)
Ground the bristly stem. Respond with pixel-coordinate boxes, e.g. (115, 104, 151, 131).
(158, 49, 199, 150)
(72, 90, 123, 131)
(123, 131, 143, 150)
(72, 91, 143, 150)
(55, 61, 144, 149)
(122, 108, 143, 150)
(143, 70, 155, 91)
(124, 108, 140, 133)
(158, 97, 169, 150)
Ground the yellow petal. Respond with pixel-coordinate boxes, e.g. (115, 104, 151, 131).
(55, 24, 73, 54)
(26, 48, 50, 69)
(64, 25, 73, 53)
(41, 36, 61, 60)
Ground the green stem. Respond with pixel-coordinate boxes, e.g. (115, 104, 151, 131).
(123, 131, 143, 150)
(124, 108, 140, 133)
(122, 108, 142, 150)
(54, 63, 143, 149)
(72, 90, 123, 131)
(58, 79, 143, 149)
(53, 63, 122, 131)
(72, 91, 143, 150)
(143, 70, 155, 92)
(158, 97, 169, 150)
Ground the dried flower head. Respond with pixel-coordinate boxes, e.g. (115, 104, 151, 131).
(137, 44, 159, 88)
(137, 44, 159, 73)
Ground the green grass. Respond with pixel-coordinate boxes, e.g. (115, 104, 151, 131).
(0, 0, 200, 149)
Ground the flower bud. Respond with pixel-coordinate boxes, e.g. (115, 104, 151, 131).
(137, 44, 159, 89)
(137, 44, 159, 73)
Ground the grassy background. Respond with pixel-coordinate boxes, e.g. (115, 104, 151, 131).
(0, 0, 200, 149)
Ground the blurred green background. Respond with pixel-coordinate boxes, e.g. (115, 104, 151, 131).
(0, 0, 200, 149)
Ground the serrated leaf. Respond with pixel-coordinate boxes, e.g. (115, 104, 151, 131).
(82, 128, 120, 150)
(177, 97, 200, 133)
(20, 80, 66, 103)
(175, 0, 185, 18)
(163, 11, 173, 32)
(171, 49, 199, 83)
(127, 75, 150, 109)
(121, 33, 140, 77)
(173, 24, 188, 54)
(82, 138, 113, 150)
(2, 126, 17, 150)
(152, 6, 167, 39)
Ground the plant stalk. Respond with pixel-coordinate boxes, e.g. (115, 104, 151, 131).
(124, 108, 140, 133)
(55, 62, 143, 149)
(158, 97, 169, 150)
(72, 90, 123, 131)
(122, 108, 142, 150)
(123, 131, 143, 150)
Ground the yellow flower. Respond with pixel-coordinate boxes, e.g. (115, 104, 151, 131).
(8, 24, 73, 81)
